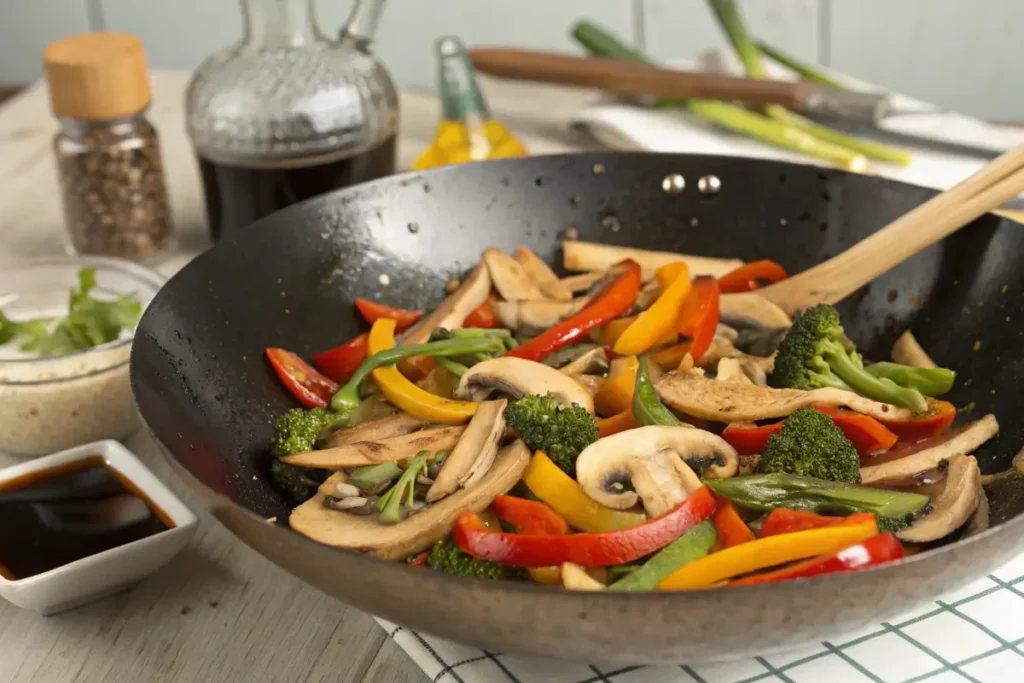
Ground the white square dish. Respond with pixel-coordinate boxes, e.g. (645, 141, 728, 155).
(0, 439, 198, 615)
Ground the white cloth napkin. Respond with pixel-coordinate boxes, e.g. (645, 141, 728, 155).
(570, 49, 1024, 194)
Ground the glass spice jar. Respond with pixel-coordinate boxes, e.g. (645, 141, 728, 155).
(43, 32, 174, 261)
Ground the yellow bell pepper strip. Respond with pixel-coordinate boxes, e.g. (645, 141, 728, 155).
(522, 451, 646, 532)
(657, 517, 879, 590)
(600, 316, 677, 349)
(366, 318, 478, 424)
(596, 409, 639, 437)
(614, 262, 692, 356)
(593, 355, 639, 417)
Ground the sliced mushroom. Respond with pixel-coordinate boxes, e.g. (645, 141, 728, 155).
(562, 240, 743, 281)
(558, 347, 609, 376)
(715, 324, 739, 344)
(897, 455, 981, 543)
(561, 563, 606, 591)
(560, 271, 605, 293)
(634, 280, 662, 310)
(514, 246, 572, 300)
(289, 441, 531, 560)
(492, 297, 589, 332)
(569, 373, 605, 398)
(655, 370, 917, 423)
(426, 399, 507, 502)
(715, 358, 753, 385)
(892, 331, 937, 369)
(575, 426, 738, 517)
(962, 482, 989, 539)
(735, 326, 789, 358)
(860, 415, 999, 485)
(318, 413, 429, 449)
(483, 248, 546, 301)
(401, 262, 491, 345)
(282, 426, 465, 468)
(455, 357, 596, 413)
(720, 292, 793, 329)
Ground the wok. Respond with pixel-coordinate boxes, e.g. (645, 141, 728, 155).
(131, 152, 1024, 664)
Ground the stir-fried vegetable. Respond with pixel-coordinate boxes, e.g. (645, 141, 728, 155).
(723, 405, 898, 456)
(717, 260, 789, 294)
(606, 521, 716, 591)
(614, 262, 692, 355)
(755, 408, 861, 483)
(632, 355, 680, 427)
(865, 362, 956, 397)
(503, 395, 598, 476)
(730, 532, 904, 586)
(266, 348, 340, 409)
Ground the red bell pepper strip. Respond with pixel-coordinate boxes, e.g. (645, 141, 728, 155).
(492, 495, 569, 536)
(676, 276, 720, 362)
(453, 486, 715, 567)
(722, 405, 898, 456)
(464, 294, 501, 329)
(876, 399, 956, 442)
(265, 347, 340, 408)
(408, 551, 429, 568)
(730, 532, 903, 586)
(717, 260, 789, 294)
(354, 299, 423, 329)
(505, 259, 641, 362)
(758, 509, 877, 538)
(312, 334, 369, 384)
(712, 496, 754, 549)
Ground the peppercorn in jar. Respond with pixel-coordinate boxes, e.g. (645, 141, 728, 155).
(43, 32, 174, 261)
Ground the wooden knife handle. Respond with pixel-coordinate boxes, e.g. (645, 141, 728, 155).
(468, 48, 814, 109)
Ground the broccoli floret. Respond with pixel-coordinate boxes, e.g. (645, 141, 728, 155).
(769, 304, 928, 412)
(756, 409, 861, 483)
(503, 394, 598, 476)
(271, 459, 324, 503)
(271, 407, 338, 457)
(426, 537, 524, 580)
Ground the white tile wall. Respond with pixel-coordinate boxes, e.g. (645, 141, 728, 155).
(2, 0, 1023, 120)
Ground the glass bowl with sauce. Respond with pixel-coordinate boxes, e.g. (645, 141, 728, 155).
(0, 256, 165, 456)
(0, 439, 197, 615)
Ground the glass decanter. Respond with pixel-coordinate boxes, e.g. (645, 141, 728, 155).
(185, 0, 398, 241)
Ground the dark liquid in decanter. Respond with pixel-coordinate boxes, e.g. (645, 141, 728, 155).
(198, 133, 397, 240)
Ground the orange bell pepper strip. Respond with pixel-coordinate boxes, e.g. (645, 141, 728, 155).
(593, 356, 639, 417)
(757, 510, 877, 538)
(731, 532, 903, 586)
(596, 409, 640, 437)
(454, 487, 715, 567)
(876, 399, 956, 441)
(658, 517, 879, 590)
(366, 318, 478, 424)
(717, 260, 789, 294)
(613, 263, 692, 356)
(599, 316, 677, 348)
(354, 299, 423, 329)
(722, 405, 898, 457)
(676, 276, 720, 362)
(712, 496, 754, 549)
(650, 341, 693, 371)
(522, 451, 646, 532)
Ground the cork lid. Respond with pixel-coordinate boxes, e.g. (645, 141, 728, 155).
(44, 32, 151, 120)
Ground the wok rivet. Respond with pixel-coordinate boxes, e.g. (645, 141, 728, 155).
(662, 173, 685, 195)
(593, 163, 606, 175)
(563, 226, 580, 240)
(698, 174, 722, 196)
(407, 222, 419, 233)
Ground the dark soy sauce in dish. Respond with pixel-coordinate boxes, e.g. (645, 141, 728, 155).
(0, 456, 173, 580)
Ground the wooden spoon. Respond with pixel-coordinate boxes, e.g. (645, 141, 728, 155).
(756, 145, 1024, 315)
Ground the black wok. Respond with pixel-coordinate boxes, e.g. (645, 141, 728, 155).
(130, 153, 1024, 664)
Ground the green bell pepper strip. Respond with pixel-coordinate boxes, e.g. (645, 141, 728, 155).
(632, 355, 680, 426)
(865, 362, 956, 396)
(606, 521, 716, 591)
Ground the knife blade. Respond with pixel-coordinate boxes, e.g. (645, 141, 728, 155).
(467, 48, 892, 125)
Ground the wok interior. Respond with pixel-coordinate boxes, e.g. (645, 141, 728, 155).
(132, 152, 1024, 538)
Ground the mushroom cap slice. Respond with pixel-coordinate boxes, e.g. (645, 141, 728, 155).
(897, 455, 981, 543)
(655, 370, 915, 422)
(492, 298, 589, 332)
(289, 441, 531, 560)
(558, 347, 609, 376)
(483, 248, 546, 301)
(400, 262, 491, 345)
(515, 246, 572, 300)
(575, 426, 737, 517)
(318, 412, 429, 450)
(455, 357, 596, 414)
(719, 292, 793, 328)
(860, 415, 999, 485)
(426, 399, 507, 502)
(282, 425, 465, 468)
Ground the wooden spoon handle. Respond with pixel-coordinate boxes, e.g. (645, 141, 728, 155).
(759, 145, 1024, 314)
(467, 48, 814, 108)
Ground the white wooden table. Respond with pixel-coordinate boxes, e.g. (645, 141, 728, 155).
(0, 71, 595, 683)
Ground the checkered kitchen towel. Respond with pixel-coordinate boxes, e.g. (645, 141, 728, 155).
(375, 546, 1024, 682)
